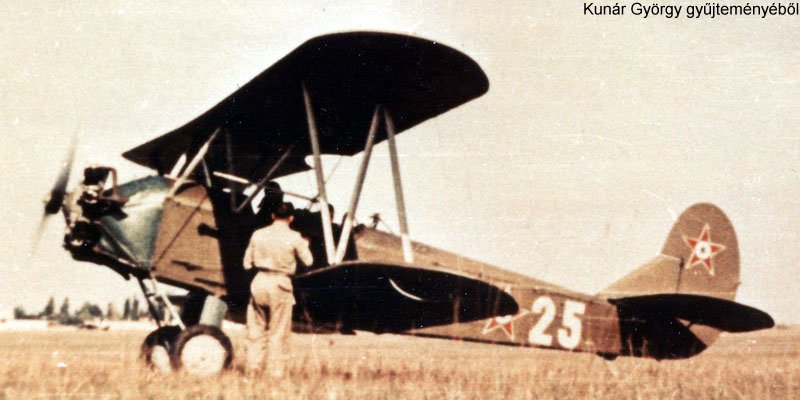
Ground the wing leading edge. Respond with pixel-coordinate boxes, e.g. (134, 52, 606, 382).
(122, 31, 490, 181)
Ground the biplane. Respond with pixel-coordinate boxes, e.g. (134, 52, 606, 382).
(40, 31, 774, 375)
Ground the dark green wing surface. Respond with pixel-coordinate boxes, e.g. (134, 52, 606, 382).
(293, 262, 517, 333)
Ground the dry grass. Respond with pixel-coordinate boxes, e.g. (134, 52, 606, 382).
(0, 326, 797, 399)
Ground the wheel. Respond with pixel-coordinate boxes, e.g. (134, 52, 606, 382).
(140, 326, 181, 373)
(169, 324, 233, 376)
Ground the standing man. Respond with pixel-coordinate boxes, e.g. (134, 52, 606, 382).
(243, 202, 313, 377)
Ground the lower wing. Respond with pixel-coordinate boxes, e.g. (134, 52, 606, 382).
(293, 261, 518, 333)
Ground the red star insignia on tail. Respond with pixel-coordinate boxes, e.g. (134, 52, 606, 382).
(682, 224, 726, 276)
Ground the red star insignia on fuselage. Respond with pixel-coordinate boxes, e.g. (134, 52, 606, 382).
(481, 308, 530, 340)
(682, 224, 726, 276)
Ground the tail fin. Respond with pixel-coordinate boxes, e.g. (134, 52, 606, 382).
(601, 203, 740, 300)
(599, 204, 769, 358)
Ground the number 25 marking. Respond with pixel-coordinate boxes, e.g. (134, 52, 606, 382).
(527, 296, 586, 350)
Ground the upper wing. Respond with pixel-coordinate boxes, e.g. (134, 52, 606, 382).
(293, 261, 518, 333)
(122, 31, 489, 181)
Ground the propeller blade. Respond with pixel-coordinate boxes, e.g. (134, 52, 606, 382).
(43, 131, 78, 215)
(32, 122, 79, 259)
(30, 215, 50, 257)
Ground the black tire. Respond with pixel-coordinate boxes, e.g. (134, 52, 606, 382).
(140, 326, 181, 373)
(169, 324, 233, 376)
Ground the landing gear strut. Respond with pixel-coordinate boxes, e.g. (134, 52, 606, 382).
(137, 279, 233, 375)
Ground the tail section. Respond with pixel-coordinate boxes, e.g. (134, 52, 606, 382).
(601, 203, 739, 300)
(599, 204, 771, 359)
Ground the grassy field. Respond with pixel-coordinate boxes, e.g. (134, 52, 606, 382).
(0, 326, 797, 399)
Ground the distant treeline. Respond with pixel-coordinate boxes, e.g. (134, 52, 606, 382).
(13, 296, 154, 324)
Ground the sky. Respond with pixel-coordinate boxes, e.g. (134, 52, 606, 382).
(1, 1, 798, 323)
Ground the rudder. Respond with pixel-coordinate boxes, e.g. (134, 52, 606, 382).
(600, 203, 745, 358)
(601, 203, 740, 301)
(661, 203, 739, 301)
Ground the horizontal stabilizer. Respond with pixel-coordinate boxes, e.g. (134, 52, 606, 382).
(609, 294, 774, 333)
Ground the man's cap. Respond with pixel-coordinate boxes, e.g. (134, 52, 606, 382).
(273, 202, 295, 219)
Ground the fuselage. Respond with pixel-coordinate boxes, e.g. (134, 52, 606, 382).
(60, 173, 719, 360)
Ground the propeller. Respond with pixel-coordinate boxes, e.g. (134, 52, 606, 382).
(31, 131, 78, 254)
(43, 137, 76, 215)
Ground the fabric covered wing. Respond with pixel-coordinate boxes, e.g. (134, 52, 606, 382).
(293, 262, 518, 333)
(122, 31, 489, 180)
